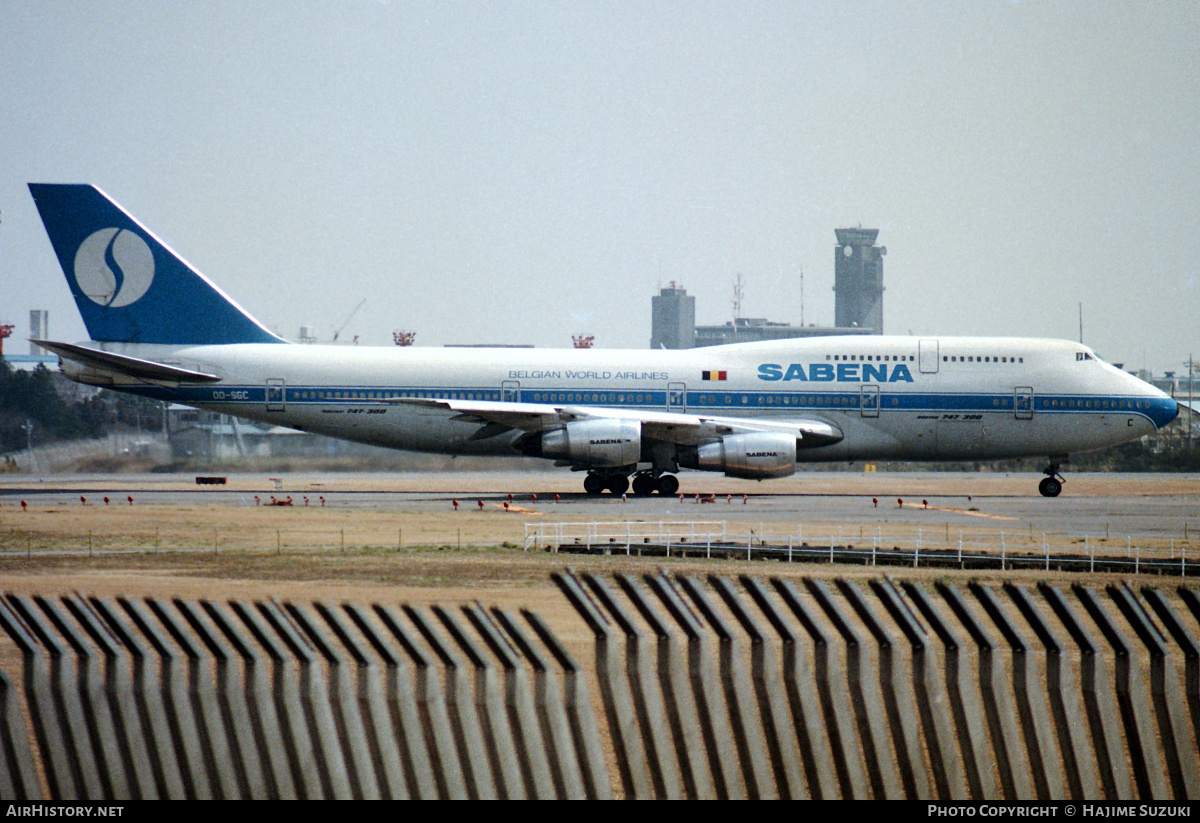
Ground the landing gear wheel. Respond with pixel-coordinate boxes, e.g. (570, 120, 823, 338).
(1039, 460, 1065, 498)
(606, 475, 629, 495)
(1038, 477, 1062, 498)
(656, 474, 679, 496)
(583, 473, 605, 496)
(631, 473, 657, 497)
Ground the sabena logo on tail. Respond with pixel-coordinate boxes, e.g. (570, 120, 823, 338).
(73, 228, 155, 307)
(29, 183, 285, 345)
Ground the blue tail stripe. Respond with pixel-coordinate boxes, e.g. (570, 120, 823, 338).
(29, 184, 285, 345)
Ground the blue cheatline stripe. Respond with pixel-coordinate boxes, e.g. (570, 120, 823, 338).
(124, 383, 1173, 426)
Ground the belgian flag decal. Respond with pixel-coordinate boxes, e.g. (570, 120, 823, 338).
(702, 370, 727, 381)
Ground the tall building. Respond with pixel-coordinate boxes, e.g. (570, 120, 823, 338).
(649, 227, 886, 348)
(834, 228, 885, 333)
(29, 310, 48, 355)
(650, 283, 695, 349)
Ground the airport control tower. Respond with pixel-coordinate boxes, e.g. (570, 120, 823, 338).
(834, 228, 884, 333)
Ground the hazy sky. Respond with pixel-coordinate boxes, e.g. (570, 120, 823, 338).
(3, 1, 1197, 374)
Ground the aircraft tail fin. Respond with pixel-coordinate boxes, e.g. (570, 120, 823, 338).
(28, 184, 285, 345)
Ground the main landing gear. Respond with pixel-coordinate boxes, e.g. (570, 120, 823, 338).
(584, 471, 678, 496)
(583, 472, 625, 495)
(1039, 462, 1065, 498)
(634, 472, 678, 497)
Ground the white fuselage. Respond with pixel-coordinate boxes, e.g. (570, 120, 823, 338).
(83, 335, 1176, 466)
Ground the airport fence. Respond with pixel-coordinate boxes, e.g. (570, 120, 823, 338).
(525, 520, 1200, 577)
(3, 576, 1199, 798)
(2, 511, 1194, 577)
(552, 571, 1200, 799)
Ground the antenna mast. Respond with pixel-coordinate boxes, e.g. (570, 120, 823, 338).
(732, 274, 744, 341)
(799, 266, 805, 327)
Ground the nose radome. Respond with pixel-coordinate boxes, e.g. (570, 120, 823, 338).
(1161, 396, 1180, 428)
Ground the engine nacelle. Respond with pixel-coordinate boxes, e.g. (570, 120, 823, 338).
(691, 432, 797, 479)
(517, 418, 641, 468)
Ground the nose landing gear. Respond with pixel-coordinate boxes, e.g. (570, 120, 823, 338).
(1039, 462, 1065, 497)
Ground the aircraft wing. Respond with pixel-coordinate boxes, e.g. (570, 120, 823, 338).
(33, 340, 222, 384)
(389, 396, 843, 447)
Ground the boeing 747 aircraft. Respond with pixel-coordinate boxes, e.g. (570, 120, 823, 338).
(28, 184, 1178, 497)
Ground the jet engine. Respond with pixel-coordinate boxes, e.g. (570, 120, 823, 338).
(688, 432, 797, 479)
(515, 419, 641, 468)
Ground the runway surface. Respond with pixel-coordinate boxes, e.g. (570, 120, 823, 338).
(2, 470, 1196, 542)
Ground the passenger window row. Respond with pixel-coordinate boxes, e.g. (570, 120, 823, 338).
(942, 355, 1024, 363)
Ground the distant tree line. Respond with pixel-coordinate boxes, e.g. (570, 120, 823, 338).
(869, 419, 1199, 473)
(0, 360, 161, 454)
(1071, 436, 1200, 472)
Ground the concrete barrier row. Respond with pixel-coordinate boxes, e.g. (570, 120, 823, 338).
(2, 576, 1198, 800)
(552, 572, 1200, 800)
(0, 595, 608, 799)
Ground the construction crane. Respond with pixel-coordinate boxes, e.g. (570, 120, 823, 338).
(332, 298, 366, 342)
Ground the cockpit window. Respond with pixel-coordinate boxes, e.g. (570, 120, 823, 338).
(1075, 352, 1094, 362)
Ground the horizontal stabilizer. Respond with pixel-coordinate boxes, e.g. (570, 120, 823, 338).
(33, 340, 222, 384)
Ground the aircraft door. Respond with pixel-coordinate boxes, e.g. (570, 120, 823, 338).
(266, 379, 285, 412)
(919, 340, 940, 374)
(860, 384, 880, 418)
(1014, 387, 1034, 420)
(667, 382, 687, 413)
(501, 380, 521, 403)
